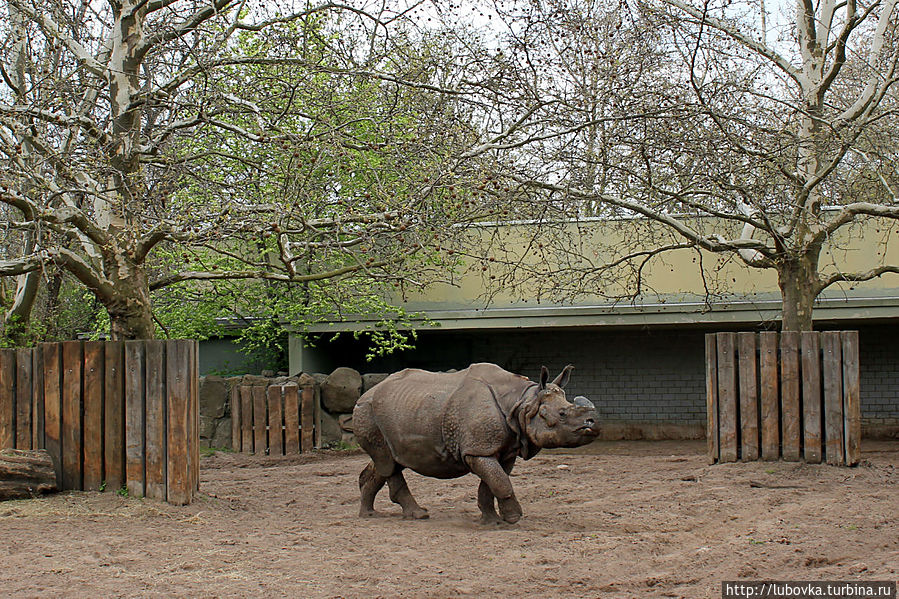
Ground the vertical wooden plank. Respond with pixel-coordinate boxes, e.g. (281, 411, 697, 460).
(716, 333, 738, 463)
(166, 340, 191, 505)
(32, 347, 44, 450)
(144, 340, 167, 501)
(82, 342, 105, 491)
(61, 341, 83, 491)
(267, 385, 283, 457)
(801, 332, 822, 464)
(301, 383, 315, 453)
(0, 350, 16, 449)
(253, 385, 267, 455)
(284, 383, 300, 455)
(42, 343, 62, 486)
(759, 332, 780, 460)
(705, 334, 719, 464)
(780, 332, 801, 461)
(313, 383, 322, 449)
(240, 385, 253, 453)
(230, 384, 241, 452)
(822, 332, 844, 465)
(841, 331, 861, 466)
(125, 340, 146, 497)
(104, 342, 125, 491)
(737, 333, 759, 461)
(15, 348, 33, 449)
(191, 340, 200, 492)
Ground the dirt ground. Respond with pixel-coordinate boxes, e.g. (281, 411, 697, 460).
(1, 440, 896, 598)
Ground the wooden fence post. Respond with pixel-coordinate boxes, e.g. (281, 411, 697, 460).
(267, 385, 283, 457)
(737, 333, 759, 461)
(780, 332, 801, 461)
(125, 341, 146, 497)
(705, 335, 719, 464)
(166, 340, 193, 506)
(252, 385, 266, 455)
(104, 342, 125, 492)
(61, 341, 83, 491)
(145, 340, 167, 501)
(41, 343, 62, 486)
(759, 332, 779, 460)
(716, 333, 738, 462)
(284, 383, 300, 455)
(301, 380, 315, 453)
(231, 384, 241, 452)
(0, 350, 14, 450)
(801, 332, 822, 464)
(841, 332, 861, 466)
(822, 332, 845, 465)
(83, 342, 105, 491)
(15, 348, 33, 450)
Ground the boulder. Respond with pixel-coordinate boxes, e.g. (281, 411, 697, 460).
(362, 373, 389, 394)
(212, 417, 232, 449)
(321, 367, 362, 413)
(319, 410, 343, 445)
(199, 376, 228, 420)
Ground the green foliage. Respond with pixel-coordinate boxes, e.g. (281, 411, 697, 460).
(140, 16, 481, 358)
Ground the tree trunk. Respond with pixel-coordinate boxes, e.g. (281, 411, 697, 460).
(0, 449, 58, 501)
(777, 255, 820, 332)
(103, 261, 156, 340)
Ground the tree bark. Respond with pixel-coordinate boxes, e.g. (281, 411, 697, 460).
(0, 449, 58, 501)
(777, 254, 821, 332)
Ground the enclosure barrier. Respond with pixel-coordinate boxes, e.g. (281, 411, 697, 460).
(231, 383, 315, 455)
(706, 331, 860, 466)
(0, 340, 199, 505)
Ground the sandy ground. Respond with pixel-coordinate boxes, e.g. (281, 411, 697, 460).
(0, 440, 896, 598)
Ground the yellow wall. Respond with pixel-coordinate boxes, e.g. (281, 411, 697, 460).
(398, 215, 899, 312)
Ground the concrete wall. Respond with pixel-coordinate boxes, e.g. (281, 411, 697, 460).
(199, 337, 281, 376)
(300, 323, 899, 438)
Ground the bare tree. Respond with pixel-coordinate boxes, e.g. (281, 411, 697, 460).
(482, 0, 899, 331)
(0, 0, 504, 341)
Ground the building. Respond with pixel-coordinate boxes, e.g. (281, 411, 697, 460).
(288, 217, 899, 439)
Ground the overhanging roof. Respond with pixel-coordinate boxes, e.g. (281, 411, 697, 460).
(300, 295, 899, 333)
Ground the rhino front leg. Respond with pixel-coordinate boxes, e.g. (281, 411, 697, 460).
(466, 455, 522, 524)
(476, 457, 517, 524)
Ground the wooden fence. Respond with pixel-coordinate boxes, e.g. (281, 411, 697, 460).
(231, 383, 315, 455)
(706, 331, 860, 466)
(0, 340, 199, 504)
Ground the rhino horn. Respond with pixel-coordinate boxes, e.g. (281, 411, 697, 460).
(572, 395, 595, 409)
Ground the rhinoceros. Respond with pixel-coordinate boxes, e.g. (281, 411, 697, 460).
(352, 363, 599, 524)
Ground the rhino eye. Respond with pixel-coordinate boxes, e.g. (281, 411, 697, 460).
(559, 410, 567, 418)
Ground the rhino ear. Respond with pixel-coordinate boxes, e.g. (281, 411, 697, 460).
(552, 364, 573, 388)
(539, 366, 549, 389)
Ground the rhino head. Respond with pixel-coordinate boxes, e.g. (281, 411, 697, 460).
(525, 365, 600, 449)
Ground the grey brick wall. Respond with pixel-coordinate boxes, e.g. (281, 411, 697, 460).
(858, 325, 899, 426)
(316, 323, 899, 428)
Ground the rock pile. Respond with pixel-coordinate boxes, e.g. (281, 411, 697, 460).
(198, 368, 390, 450)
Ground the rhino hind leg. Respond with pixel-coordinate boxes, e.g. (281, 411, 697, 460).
(387, 472, 429, 520)
(359, 462, 388, 517)
(355, 407, 428, 519)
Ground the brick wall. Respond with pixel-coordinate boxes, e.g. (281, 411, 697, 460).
(314, 323, 899, 434)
